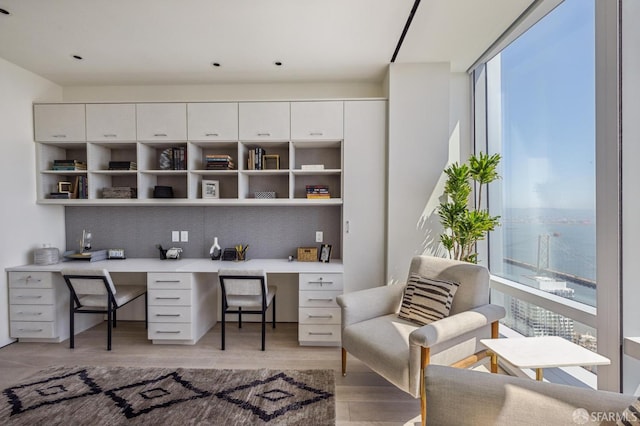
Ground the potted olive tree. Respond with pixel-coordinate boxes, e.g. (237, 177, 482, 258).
(437, 152, 501, 263)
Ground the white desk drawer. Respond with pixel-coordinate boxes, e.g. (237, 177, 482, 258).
(148, 289, 192, 306)
(298, 324, 341, 342)
(148, 306, 192, 323)
(8, 272, 53, 288)
(147, 273, 192, 289)
(298, 307, 341, 325)
(10, 288, 54, 305)
(299, 273, 343, 291)
(148, 323, 193, 340)
(299, 290, 341, 308)
(11, 321, 56, 338)
(10, 304, 55, 322)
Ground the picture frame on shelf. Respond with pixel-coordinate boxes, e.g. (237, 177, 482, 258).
(202, 180, 220, 199)
(319, 244, 332, 263)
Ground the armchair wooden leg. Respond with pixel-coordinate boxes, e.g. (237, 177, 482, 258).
(490, 320, 499, 373)
(420, 347, 430, 426)
(341, 348, 347, 376)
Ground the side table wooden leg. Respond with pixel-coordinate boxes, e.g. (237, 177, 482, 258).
(490, 351, 498, 374)
(536, 368, 543, 381)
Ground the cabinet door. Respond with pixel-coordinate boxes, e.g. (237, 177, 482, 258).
(187, 103, 238, 141)
(291, 101, 343, 140)
(343, 101, 387, 293)
(136, 103, 187, 141)
(86, 103, 136, 141)
(239, 102, 290, 140)
(34, 104, 86, 142)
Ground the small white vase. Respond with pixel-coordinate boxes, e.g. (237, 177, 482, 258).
(210, 237, 221, 260)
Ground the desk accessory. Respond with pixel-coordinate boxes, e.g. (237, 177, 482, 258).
(210, 237, 221, 260)
(297, 247, 318, 262)
(153, 185, 173, 198)
(64, 249, 108, 262)
(34, 244, 59, 265)
(235, 244, 249, 261)
(222, 248, 237, 261)
(319, 244, 332, 263)
(108, 248, 126, 259)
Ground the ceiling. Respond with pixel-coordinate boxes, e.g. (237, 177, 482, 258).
(0, 0, 534, 86)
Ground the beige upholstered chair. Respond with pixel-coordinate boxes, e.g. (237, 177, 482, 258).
(61, 268, 147, 351)
(336, 255, 506, 426)
(218, 269, 276, 351)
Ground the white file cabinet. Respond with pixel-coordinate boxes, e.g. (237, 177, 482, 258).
(298, 273, 343, 346)
(147, 272, 215, 344)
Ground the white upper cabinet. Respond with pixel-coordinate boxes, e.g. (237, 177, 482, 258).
(86, 103, 136, 142)
(34, 104, 86, 142)
(187, 103, 238, 141)
(136, 103, 187, 141)
(239, 102, 290, 140)
(291, 101, 344, 140)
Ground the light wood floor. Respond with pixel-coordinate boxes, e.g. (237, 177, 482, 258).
(0, 321, 492, 425)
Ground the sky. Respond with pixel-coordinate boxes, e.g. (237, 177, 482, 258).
(492, 0, 595, 211)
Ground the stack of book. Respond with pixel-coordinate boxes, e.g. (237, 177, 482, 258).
(247, 147, 267, 170)
(103, 187, 137, 199)
(306, 185, 330, 199)
(205, 154, 234, 170)
(160, 147, 187, 170)
(108, 161, 137, 170)
(52, 160, 86, 171)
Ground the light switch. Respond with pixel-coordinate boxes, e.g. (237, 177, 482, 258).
(181, 231, 188, 242)
(172, 231, 180, 242)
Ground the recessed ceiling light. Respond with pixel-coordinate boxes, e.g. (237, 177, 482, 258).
(71, 54, 83, 61)
(274, 61, 283, 67)
(0, 8, 11, 15)
(211, 62, 221, 67)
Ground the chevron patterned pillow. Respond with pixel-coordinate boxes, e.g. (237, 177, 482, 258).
(398, 273, 459, 326)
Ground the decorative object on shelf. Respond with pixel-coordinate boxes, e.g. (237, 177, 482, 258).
(301, 164, 325, 171)
(159, 147, 187, 170)
(254, 191, 276, 199)
(306, 185, 330, 199)
(298, 247, 318, 262)
(235, 244, 249, 261)
(202, 180, 220, 199)
(102, 187, 137, 199)
(209, 237, 221, 260)
(57, 181, 72, 193)
(222, 248, 237, 261)
(263, 154, 280, 170)
(34, 244, 59, 265)
(437, 152, 501, 263)
(156, 244, 182, 260)
(319, 244, 332, 263)
(108, 161, 137, 170)
(80, 229, 92, 253)
(153, 185, 173, 198)
(107, 248, 126, 259)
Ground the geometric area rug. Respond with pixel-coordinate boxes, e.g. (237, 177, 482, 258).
(0, 365, 335, 425)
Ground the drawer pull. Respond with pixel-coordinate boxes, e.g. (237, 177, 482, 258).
(153, 133, 168, 137)
(104, 133, 117, 137)
(154, 280, 181, 283)
(307, 298, 333, 302)
(52, 134, 67, 138)
(309, 132, 324, 136)
(308, 332, 333, 336)
(16, 295, 42, 299)
(308, 314, 333, 319)
(18, 276, 42, 283)
(155, 297, 181, 300)
(155, 314, 181, 317)
(156, 330, 181, 334)
(19, 328, 44, 332)
(308, 281, 334, 285)
(257, 132, 271, 136)
(205, 132, 219, 137)
(16, 312, 43, 316)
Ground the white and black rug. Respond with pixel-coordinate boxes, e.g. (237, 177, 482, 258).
(0, 365, 335, 425)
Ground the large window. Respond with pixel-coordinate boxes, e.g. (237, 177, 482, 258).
(480, 0, 596, 345)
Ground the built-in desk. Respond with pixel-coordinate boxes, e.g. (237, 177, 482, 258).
(6, 258, 343, 346)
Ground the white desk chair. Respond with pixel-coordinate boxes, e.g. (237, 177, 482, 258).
(61, 268, 147, 351)
(218, 269, 276, 351)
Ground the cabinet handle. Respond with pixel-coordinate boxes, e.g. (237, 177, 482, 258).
(345, 220, 350, 234)
(19, 328, 44, 332)
(307, 298, 333, 302)
(103, 133, 117, 138)
(52, 134, 67, 138)
(308, 281, 334, 285)
(154, 280, 181, 283)
(156, 330, 181, 334)
(155, 297, 181, 300)
(16, 312, 43, 316)
(17, 295, 42, 299)
(308, 332, 333, 336)
(257, 132, 271, 136)
(309, 132, 324, 136)
(155, 314, 181, 317)
(205, 132, 219, 137)
(153, 133, 168, 137)
(308, 314, 333, 319)
(19, 275, 42, 283)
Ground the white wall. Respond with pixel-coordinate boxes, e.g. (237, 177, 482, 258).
(622, 0, 640, 394)
(386, 63, 471, 284)
(0, 57, 65, 347)
(63, 82, 384, 102)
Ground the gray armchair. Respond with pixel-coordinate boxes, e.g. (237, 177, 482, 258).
(336, 255, 506, 426)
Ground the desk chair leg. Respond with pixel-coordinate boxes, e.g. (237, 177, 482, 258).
(144, 293, 148, 329)
(261, 309, 266, 351)
(221, 304, 226, 351)
(272, 296, 276, 329)
(69, 301, 75, 349)
(238, 307, 242, 328)
(113, 307, 117, 329)
(107, 299, 113, 351)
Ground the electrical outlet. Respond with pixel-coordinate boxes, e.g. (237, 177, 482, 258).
(315, 231, 323, 243)
(172, 231, 180, 242)
(181, 231, 188, 242)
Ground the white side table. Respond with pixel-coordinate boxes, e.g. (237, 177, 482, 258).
(481, 336, 610, 381)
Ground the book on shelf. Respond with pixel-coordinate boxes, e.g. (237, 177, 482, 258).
(52, 159, 87, 171)
(108, 161, 137, 170)
(205, 154, 234, 170)
(301, 164, 325, 171)
(306, 193, 331, 199)
(72, 175, 88, 199)
(247, 147, 266, 170)
(48, 192, 72, 199)
(306, 185, 330, 199)
(160, 147, 187, 170)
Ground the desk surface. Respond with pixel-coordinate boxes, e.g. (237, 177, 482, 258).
(481, 336, 610, 369)
(6, 258, 343, 274)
